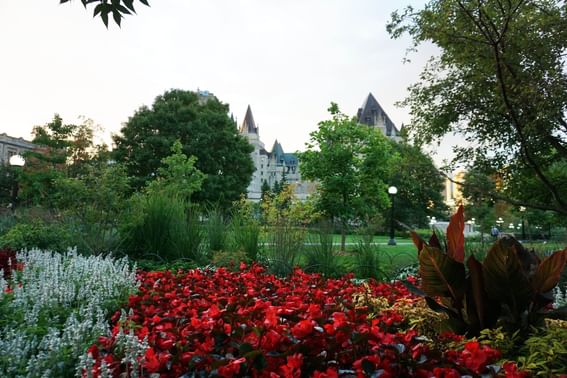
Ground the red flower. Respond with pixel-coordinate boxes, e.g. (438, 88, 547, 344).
(291, 320, 314, 339)
(313, 367, 339, 378)
(218, 357, 246, 377)
(279, 354, 303, 378)
(83, 264, 517, 377)
(502, 361, 529, 378)
(143, 348, 160, 372)
(433, 367, 461, 378)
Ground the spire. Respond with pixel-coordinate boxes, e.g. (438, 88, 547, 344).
(240, 105, 258, 134)
(357, 92, 399, 137)
(271, 139, 285, 163)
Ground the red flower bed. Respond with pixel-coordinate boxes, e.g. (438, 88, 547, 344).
(86, 264, 522, 377)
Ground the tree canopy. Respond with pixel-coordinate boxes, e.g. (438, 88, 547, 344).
(299, 103, 394, 250)
(20, 115, 101, 207)
(388, 0, 567, 215)
(59, 0, 149, 27)
(388, 140, 448, 228)
(112, 89, 254, 208)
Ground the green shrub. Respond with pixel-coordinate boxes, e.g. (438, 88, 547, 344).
(304, 221, 342, 277)
(230, 213, 261, 261)
(206, 206, 228, 254)
(352, 234, 387, 280)
(409, 205, 567, 338)
(0, 213, 16, 237)
(0, 220, 72, 252)
(121, 194, 204, 262)
(516, 326, 567, 376)
(212, 250, 249, 271)
(265, 222, 305, 276)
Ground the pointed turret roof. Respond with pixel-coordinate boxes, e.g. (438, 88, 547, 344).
(240, 105, 258, 134)
(271, 139, 285, 162)
(357, 93, 399, 137)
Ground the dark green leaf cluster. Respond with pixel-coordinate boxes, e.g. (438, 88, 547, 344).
(59, 0, 149, 27)
(409, 205, 567, 337)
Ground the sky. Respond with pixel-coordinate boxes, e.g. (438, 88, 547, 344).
(0, 0, 455, 165)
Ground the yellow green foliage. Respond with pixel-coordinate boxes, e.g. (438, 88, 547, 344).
(516, 327, 567, 376)
(477, 327, 519, 356)
(261, 184, 320, 226)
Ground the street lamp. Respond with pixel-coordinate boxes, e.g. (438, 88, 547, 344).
(387, 186, 398, 246)
(519, 206, 526, 240)
(9, 154, 25, 214)
(496, 217, 504, 229)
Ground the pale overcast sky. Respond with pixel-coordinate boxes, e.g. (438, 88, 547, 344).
(0, 0, 455, 164)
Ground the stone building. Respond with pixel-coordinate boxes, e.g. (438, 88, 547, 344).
(239, 106, 314, 201)
(241, 93, 400, 201)
(356, 92, 401, 141)
(0, 133, 36, 164)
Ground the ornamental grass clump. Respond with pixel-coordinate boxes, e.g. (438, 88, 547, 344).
(408, 205, 567, 338)
(0, 249, 138, 377)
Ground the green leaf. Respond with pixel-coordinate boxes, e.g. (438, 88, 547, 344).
(418, 244, 466, 301)
(112, 10, 122, 26)
(361, 359, 374, 375)
(466, 255, 488, 330)
(483, 238, 531, 312)
(424, 296, 456, 316)
(116, 4, 132, 15)
(101, 10, 109, 27)
(400, 279, 427, 297)
(93, 3, 104, 17)
(446, 204, 465, 263)
(531, 247, 567, 294)
(123, 0, 136, 12)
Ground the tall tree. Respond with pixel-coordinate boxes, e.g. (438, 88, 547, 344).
(112, 89, 254, 208)
(388, 140, 448, 228)
(20, 115, 97, 207)
(299, 103, 394, 251)
(388, 0, 567, 215)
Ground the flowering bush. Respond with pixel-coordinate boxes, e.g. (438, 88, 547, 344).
(85, 264, 522, 377)
(0, 249, 138, 377)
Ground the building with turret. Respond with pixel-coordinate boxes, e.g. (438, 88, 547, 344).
(240, 93, 400, 201)
(239, 106, 314, 201)
(357, 93, 401, 141)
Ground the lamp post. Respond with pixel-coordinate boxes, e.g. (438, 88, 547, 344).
(387, 186, 398, 246)
(496, 217, 504, 229)
(519, 206, 526, 240)
(9, 154, 25, 214)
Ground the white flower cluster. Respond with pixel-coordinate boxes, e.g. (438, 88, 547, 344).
(0, 269, 6, 298)
(0, 249, 139, 377)
(553, 284, 567, 308)
(77, 309, 149, 378)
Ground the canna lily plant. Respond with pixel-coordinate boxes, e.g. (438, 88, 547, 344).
(408, 205, 567, 337)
